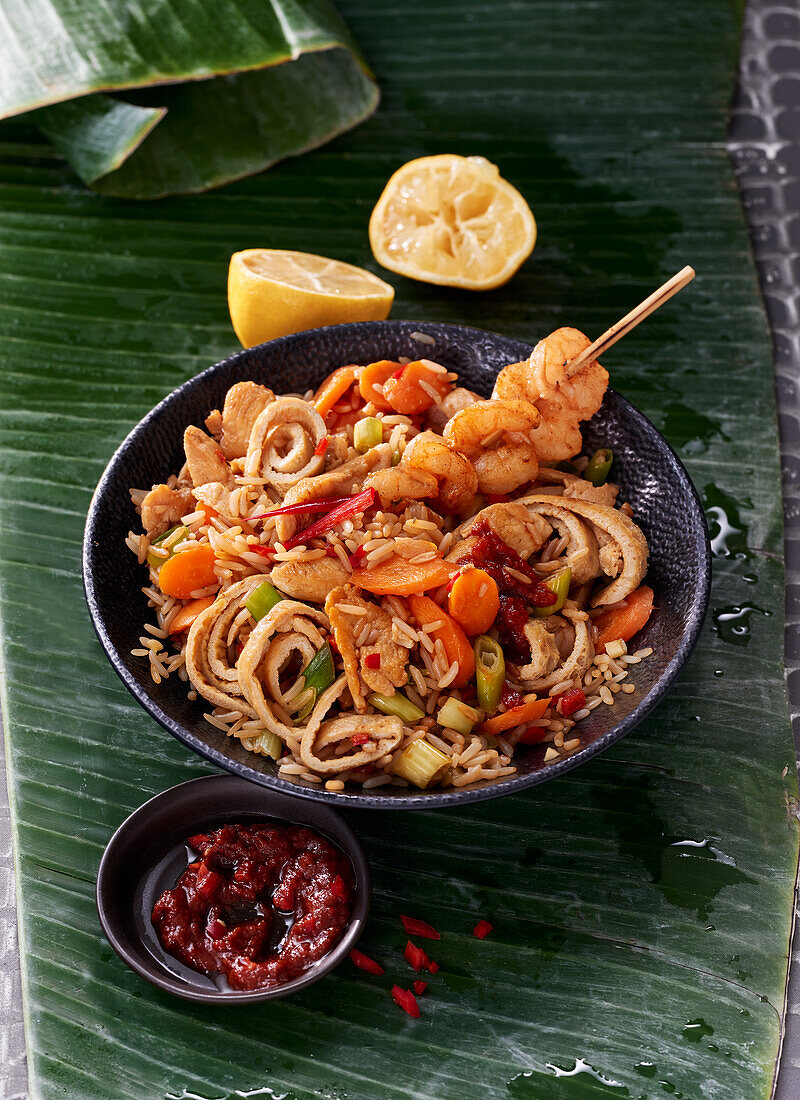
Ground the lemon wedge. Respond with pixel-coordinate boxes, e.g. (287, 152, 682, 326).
(369, 154, 536, 291)
(228, 249, 395, 348)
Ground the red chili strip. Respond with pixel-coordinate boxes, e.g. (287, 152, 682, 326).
(413, 980, 428, 995)
(404, 940, 427, 972)
(473, 919, 493, 940)
(249, 493, 367, 522)
(391, 985, 420, 1018)
(283, 487, 377, 550)
(348, 545, 367, 568)
(351, 733, 370, 746)
(557, 687, 586, 717)
(250, 545, 274, 559)
(313, 436, 329, 456)
(364, 653, 381, 669)
(349, 949, 384, 976)
(426, 958, 440, 975)
(400, 915, 441, 940)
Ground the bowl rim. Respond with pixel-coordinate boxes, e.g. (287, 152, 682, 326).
(83, 318, 712, 809)
(95, 773, 372, 1003)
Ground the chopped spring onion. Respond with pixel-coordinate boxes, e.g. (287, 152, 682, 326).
(146, 524, 189, 569)
(249, 731, 283, 760)
(296, 642, 336, 721)
(437, 697, 482, 736)
(303, 642, 335, 695)
(392, 738, 450, 789)
(532, 566, 572, 618)
(354, 416, 383, 453)
(474, 636, 505, 712)
(368, 691, 425, 723)
(584, 448, 613, 486)
(245, 580, 282, 622)
(392, 450, 401, 467)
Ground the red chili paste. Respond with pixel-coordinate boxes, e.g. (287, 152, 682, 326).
(151, 822, 353, 991)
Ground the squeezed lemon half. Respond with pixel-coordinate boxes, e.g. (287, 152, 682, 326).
(228, 249, 395, 348)
(369, 154, 536, 291)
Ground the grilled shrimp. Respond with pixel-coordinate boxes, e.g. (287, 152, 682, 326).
(367, 464, 438, 509)
(401, 431, 478, 512)
(442, 399, 539, 494)
(493, 327, 608, 462)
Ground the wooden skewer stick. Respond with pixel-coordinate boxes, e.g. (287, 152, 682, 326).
(565, 265, 695, 378)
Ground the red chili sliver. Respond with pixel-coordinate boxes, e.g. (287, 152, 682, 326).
(391, 985, 420, 1018)
(250, 545, 274, 559)
(349, 949, 384, 976)
(404, 940, 427, 971)
(400, 915, 441, 940)
(413, 980, 428, 995)
(427, 958, 440, 975)
(473, 919, 493, 940)
(351, 733, 370, 746)
(314, 436, 329, 456)
(364, 653, 381, 669)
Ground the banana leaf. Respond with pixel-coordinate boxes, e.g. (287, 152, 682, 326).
(0, 1, 797, 1098)
(1, 0, 378, 198)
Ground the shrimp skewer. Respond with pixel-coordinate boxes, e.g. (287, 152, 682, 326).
(493, 266, 695, 462)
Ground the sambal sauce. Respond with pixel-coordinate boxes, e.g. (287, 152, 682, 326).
(151, 822, 354, 991)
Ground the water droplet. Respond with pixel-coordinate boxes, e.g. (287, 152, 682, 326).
(591, 782, 756, 920)
(703, 487, 749, 558)
(712, 604, 769, 646)
(682, 1018, 714, 1043)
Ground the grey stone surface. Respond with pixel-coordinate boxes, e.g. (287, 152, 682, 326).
(728, 4, 800, 1097)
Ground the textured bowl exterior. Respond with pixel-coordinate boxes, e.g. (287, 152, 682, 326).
(95, 775, 372, 1003)
(83, 320, 711, 809)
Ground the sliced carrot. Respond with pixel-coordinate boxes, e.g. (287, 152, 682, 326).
(383, 360, 453, 415)
(352, 556, 457, 597)
(158, 545, 218, 599)
(592, 585, 655, 653)
(408, 594, 475, 688)
(448, 569, 500, 636)
(480, 695, 551, 737)
(359, 359, 402, 411)
(313, 365, 358, 418)
(197, 502, 217, 523)
(168, 595, 216, 634)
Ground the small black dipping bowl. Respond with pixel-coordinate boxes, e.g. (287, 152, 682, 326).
(96, 774, 371, 1003)
(84, 320, 711, 808)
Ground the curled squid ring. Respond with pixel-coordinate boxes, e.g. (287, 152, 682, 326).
(237, 600, 347, 739)
(245, 397, 327, 492)
(184, 576, 265, 715)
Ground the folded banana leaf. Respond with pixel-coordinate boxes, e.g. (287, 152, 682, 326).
(1, 0, 378, 198)
(0, 0, 797, 1098)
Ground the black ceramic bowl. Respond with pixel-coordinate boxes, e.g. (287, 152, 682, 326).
(83, 320, 710, 808)
(96, 774, 371, 1003)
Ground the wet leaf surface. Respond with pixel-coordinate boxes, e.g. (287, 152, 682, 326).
(0, 1, 797, 1098)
